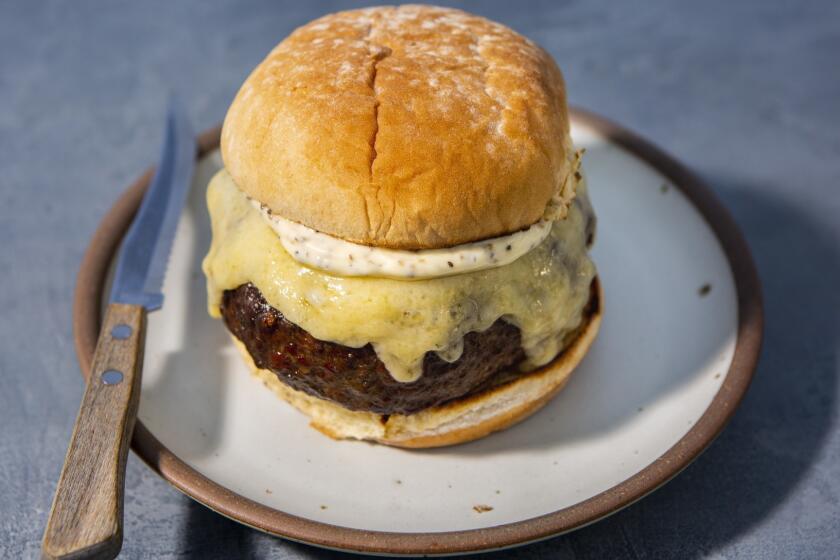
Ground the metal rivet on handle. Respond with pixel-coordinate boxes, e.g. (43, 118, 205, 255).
(101, 370, 124, 385)
(111, 324, 132, 339)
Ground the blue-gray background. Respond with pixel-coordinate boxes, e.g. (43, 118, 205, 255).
(2, 1, 838, 558)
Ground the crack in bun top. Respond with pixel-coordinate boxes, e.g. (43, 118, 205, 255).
(221, 5, 576, 250)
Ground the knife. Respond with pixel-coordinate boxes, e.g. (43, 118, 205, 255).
(42, 100, 195, 560)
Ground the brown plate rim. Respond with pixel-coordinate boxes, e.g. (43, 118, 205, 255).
(73, 108, 764, 555)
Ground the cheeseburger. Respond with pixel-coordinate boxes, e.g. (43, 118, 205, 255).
(203, 5, 601, 447)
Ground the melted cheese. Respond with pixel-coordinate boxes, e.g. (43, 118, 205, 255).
(202, 170, 596, 383)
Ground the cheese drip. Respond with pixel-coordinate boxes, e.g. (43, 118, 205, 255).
(203, 170, 596, 383)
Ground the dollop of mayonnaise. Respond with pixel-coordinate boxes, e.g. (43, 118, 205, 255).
(252, 202, 554, 279)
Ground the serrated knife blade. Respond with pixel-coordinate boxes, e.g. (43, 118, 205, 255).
(109, 98, 196, 310)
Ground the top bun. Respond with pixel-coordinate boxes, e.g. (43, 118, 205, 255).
(222, 5, 576, 250)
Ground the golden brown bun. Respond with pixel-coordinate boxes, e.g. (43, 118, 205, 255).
(222, 5, 576, 250)
(230, 278, 601, 448)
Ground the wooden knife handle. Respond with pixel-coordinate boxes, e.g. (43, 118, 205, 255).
(42, 303, 146, 560)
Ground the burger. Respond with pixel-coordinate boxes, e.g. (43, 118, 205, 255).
(202, 5, 601, 448)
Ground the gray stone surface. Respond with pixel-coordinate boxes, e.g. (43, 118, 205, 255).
(1, 1, 838, 558)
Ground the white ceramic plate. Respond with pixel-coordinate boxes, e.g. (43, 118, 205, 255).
(74, 110, 762, 555)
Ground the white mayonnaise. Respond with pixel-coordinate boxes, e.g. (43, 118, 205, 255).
(252, 201, 553, 279)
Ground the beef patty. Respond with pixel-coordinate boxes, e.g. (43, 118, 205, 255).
(221, 283, 530, 414)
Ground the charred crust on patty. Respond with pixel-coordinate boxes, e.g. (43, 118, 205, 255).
(219, 281, 597, 415)
(220, 283, 528, 414)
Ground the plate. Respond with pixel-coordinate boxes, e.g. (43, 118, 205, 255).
(73, 109, 762, 555)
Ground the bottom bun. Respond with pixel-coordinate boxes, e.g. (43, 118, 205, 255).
(231, 278, 602, 448)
